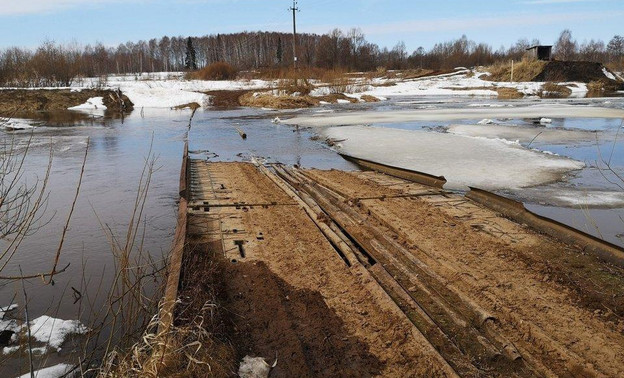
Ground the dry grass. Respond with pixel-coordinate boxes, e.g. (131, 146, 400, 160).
(497, 88, 524, 99)
(539, 82, 572, 98)
(98, 305, 235, 377)
(485, 59, 547, 82)
(172, 102, 201, 111)
(188, 62, 238, 81)
(360, 95, 381, 102)
(239, 92, 320, 109)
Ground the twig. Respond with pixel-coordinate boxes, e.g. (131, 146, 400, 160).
(46, 138, 89, 284)
(527, 131, 543, 148)
(0, 263, 70, 280)
(19, 266, 35, 378)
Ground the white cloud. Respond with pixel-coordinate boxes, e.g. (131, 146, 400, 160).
(301, 10, 624, 36)
(0, 0, 124, 15)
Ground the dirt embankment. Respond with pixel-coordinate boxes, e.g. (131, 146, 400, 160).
(533, 61, 620, 84)
(0, 89, 133, 117)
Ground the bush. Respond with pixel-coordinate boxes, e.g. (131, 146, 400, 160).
(192, 62, 237, 81)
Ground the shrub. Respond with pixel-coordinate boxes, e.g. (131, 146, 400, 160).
(192, 62, 237, 81)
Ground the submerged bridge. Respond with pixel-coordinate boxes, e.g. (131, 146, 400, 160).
(156, 141, 624, 377)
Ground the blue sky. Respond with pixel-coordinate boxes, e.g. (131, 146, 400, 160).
(0, 0, 622, 52)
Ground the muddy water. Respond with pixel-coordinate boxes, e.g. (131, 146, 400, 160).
(0, 107, 355, 376)
(1, 96, 623, 375)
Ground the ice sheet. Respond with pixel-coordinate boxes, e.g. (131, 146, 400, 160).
(447, 124, 600, 144)
(323, 126, 585, 190)
(285, 105, 624, 127)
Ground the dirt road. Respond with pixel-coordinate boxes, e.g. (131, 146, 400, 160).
(180, 161, 624, 377)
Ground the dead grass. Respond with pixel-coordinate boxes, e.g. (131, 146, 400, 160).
(497, 88, 524, 99)
(316, 93, 358, 104)
(360, 95, 381, 103)
(485, 59, 547, 82)
(188, 62, 238, 81)
(239, 92, 320, 109)
(539, 82, 572, 98)
(172, 102, 201, 111)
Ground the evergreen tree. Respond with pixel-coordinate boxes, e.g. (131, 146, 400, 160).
(184, 37, 197, 70)
(276, 37, 283, 65)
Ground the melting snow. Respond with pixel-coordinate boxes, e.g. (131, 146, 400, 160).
(29, 315, 88, 351)
(16, 363, 73, 378)
(603, 68, 616, 81)
(323, 126, 585, 190)
(239, 356, 271, 378)
(68, 97, 107, 111)
(0, 118, 36, 131)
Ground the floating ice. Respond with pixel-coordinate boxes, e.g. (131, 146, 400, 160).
(540, 118, 552, 124)
(478, 119, 495, 125)
(272, 117, 281, 124)
(323, 126, 585, 190)
(447, 124, 599, 144)
(284, 105, 624, 127)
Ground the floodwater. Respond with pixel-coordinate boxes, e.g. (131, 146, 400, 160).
(1, 95, 624, 375)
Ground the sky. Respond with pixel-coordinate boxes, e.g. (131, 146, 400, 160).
(0, 0, 622, 52)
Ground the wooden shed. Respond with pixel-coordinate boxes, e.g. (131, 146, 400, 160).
(526, 45, 552, 61)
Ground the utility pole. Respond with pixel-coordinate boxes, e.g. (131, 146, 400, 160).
(289, 0, 299, 69)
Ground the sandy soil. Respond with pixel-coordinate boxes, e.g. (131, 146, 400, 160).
(181, 161, 624, 377)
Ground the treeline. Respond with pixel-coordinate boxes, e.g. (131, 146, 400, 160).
(1, 29, 623, 87)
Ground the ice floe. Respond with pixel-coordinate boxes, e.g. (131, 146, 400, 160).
(446, 124, 600, 144)
(323, 125, 585, 190)
(284, 105, 624, 127)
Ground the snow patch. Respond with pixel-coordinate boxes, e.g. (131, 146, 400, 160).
(603, 67, 616, 81)
(16, 363, 73, 378)
(0, 304, 17, 319)
(68, 97, 107, 111)
(0, 118, 36, 131)
(239, 356, 271, 378)
(29, 316, 88, 351)
(323, 126, 585, 190)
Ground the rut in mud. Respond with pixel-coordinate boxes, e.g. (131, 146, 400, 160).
(178, 161, 624, 377)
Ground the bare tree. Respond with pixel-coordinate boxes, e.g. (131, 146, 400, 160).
(554, 29, 578, 61)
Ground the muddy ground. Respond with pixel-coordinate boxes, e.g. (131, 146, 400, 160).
(0, 89, 133, 117)
(176, 161, 624, 377)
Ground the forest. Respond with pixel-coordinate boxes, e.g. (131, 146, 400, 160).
(0, 28, 622, 87)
